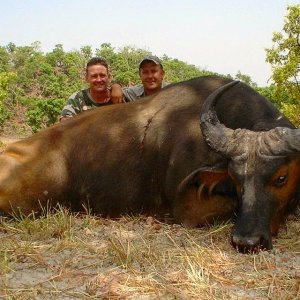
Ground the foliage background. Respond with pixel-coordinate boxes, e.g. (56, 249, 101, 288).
(0, 5, 299, 133)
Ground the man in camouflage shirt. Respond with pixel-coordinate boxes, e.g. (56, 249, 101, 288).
(60, 57, 122, 121)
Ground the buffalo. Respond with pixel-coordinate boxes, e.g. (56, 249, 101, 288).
(0, 76, 299, 252)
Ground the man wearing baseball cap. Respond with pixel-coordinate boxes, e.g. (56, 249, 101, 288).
(111, 55, 169, 102)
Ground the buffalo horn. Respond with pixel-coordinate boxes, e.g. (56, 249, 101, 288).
(261, 127, 300, 156)
(200, 81, 240, 156)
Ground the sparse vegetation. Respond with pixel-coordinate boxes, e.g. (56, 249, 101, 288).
(0, 208, 299, 299)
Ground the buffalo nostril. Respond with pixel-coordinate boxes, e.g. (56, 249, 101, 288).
(245, 237, 261, 247)
(231, 234, 272, 253)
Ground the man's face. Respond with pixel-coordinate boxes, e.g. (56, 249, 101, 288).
(139, 62, 165, 94)
(86, 64, 109, 93)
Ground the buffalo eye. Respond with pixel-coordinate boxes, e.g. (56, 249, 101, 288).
(272, 175, 287, 187)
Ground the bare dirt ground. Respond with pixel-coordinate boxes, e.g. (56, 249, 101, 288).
(0, 211, 299, 300)
(0, 138, 299, 299)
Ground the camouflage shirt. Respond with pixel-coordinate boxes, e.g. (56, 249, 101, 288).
(123, 82, 170, 102)
(60, 88, 112, 119)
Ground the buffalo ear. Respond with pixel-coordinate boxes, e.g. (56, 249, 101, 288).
(174, 167, 236, 228)
(177, 167, 230, 196)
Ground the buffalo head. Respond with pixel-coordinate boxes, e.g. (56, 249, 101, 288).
(200, 81, 300, 253)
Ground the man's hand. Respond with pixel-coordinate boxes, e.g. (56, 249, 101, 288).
(110, 83, 124, 104)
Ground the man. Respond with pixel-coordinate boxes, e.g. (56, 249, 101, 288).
(60, 57, 116, 121)
(110, 55, 169, 103)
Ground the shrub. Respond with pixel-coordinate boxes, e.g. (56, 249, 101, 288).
(0, 72, 16, 126)
(280, 103, 300, 128)
(26, 98, 65, 132)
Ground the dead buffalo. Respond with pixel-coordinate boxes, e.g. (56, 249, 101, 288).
(0, 76, 298, 252)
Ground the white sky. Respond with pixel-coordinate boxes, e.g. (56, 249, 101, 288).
(0, 0, 298, 86)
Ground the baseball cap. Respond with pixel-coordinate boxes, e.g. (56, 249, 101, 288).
(139, 55, 163, 70)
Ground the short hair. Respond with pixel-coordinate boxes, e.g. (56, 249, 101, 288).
(86, 57, 109, 73)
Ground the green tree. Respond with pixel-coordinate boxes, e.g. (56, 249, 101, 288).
(265, 4, 300, 103)
(42, 44, 85, 98)
(0, 46, 10, 72)
(5, 42, 45, 98)
(265, 4, 300, 126)
(0, 72, 17, 125)
(96, 43, 150, 85)
(0, 72, 16, 102)
(80, 45, 93, 62)
(4, 41, 282, 132)
(235, 71, 257, 88)
(162, 55, 216, 83)
(26, 97, 65, 132)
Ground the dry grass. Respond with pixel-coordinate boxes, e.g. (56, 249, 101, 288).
(0, 207, 299, 300)
(0, 139, 299, 299)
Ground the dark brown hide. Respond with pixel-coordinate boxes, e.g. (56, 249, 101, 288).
(0, 76, 298, 253)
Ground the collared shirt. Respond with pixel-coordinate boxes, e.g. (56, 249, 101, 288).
(123, 82, 170, 102)
(60, 88, 112, 119)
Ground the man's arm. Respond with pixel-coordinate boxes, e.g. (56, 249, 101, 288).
(111, 83, 145, 103)
(110, 83, 124, 104)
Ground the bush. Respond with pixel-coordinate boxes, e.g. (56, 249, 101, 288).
(26, 98, 65, 133)
(280, 103, 300, 128)
(0, 102, 9, 126)
(0, 72, 16, 126)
